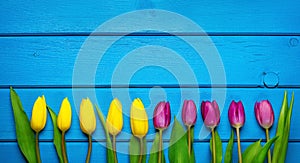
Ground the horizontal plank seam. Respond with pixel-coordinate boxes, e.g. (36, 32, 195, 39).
(1, 139, 300, 143)
(1, 32, 300, 37)
(2, 85, 300, 89)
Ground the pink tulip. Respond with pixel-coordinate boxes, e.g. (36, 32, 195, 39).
(153, 101, 171, 129)
(255, 100, 274, 129)
(228, 100, 245, 128)
(201, 100, 220, 129)
(182, 100, 197, 126)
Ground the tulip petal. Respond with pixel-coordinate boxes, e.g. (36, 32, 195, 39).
(228, 100, 245, 128)
(80, 98, 96, 135)
(57, 97, 72, 132)
(201, 101, 220, 129)
(182, 100, 197, 126)
(30, 96, 47, 133)
(153, 101, 171, 129)
(130, 98, 148, 138)
(106, 98, 123, 136)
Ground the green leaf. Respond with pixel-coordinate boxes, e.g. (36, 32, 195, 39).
(254, 136, 278, 163)
(242, 140, 262, 163)
(47, 106, 64, 163)
(224, 130, 234, 163)
(129, 136, 147, 163)
(168, 117, 189, 163)
(95, 105, 115, 163)
(10, 87, 37, 163)
(272, 91, 288, 162)
(210, 130, 222, 163)
(149, 132, 165, 163)
(278, 92, 294, 163)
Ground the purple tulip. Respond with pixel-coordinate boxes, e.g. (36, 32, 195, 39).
(182, 100, 197, 126)
(153, 101, 171, 129)
(228, 100, 245, 128)
(255, 100, 274, 129)
(201, 100, 220, 129)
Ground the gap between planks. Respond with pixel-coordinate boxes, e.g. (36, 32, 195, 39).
(1, 32, 300, 37)
(1, 139, 300, 143)
(2, 85, 300, 89)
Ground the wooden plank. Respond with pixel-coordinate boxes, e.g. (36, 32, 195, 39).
(0, 142, 299, 162)
(0, 36, 299, 86)
(2, 88, 299, 141)
(1, 1, 300, 34)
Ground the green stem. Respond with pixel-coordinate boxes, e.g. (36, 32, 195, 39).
(211, 128, 216, 163)
(113, 135, 118, 163)
(138, 138, 144, 163)
(86, 135, 92, 163)
(266, 128, 271, 163)
(188, 126, 191, 156)
(236, 127, 242, 163)
(158, 129, 163, 163)
(36, 132, 41, 163)
(62, 131, 68, 163)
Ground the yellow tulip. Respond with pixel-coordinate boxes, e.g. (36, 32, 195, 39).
(130, 98, 148, 138)
(80, 98, 96, 135)
(57, 97, 72, 132)
(106, 98, 123, 136)
(30, 95, 47, 133)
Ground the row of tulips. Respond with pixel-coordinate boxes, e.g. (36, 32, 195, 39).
(10, 87, 294, 163)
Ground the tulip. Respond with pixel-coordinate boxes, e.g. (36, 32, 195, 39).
(30, 95, 47, 133)
(106, 98, 123, 136)
(181, 100, 197, 156)
(255, 100, 274, 129)
(79, 98, 96, 163)
(255, 100, 274, 163)
(181, 100, 197, 127)
(106, 98, 123, 163)
(201, 100, 220, 129)
(153, 101, 171, 163)
(57, 97, 72, 163)
(57, 97, 72, 132)
(130, 98, 148, 163)
(228, 100, 245, 163)
(30, 95, 47, 163)
(80, 98, 96, 135)
(153, 101, 171, 129)
(228, 101, 245, 128)
(201, 100, 220, 163)
(130, 98, 148, 138)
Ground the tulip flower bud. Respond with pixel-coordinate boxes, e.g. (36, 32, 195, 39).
(255, 100, 274, 129)
(57, 97, 72, 132)
(80, 98, 96, 135)
(228, 100, 245, 128)
(181, 100, 197, 126)
(30, 95, 47, 133)
(106, 98, 123, 136)
(130, 98, 148, 138)
(153, 101, 171, 129)
(201, 100, 220, 129)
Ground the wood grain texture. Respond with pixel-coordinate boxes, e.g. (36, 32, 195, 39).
(1, 0, 300, 34)
(0, 36, 299, 86)
(1, 0, 300, 162)
(1, 88, 299, 141)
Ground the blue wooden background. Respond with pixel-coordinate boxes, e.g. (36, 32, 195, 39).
(1, 0, 300, 162)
